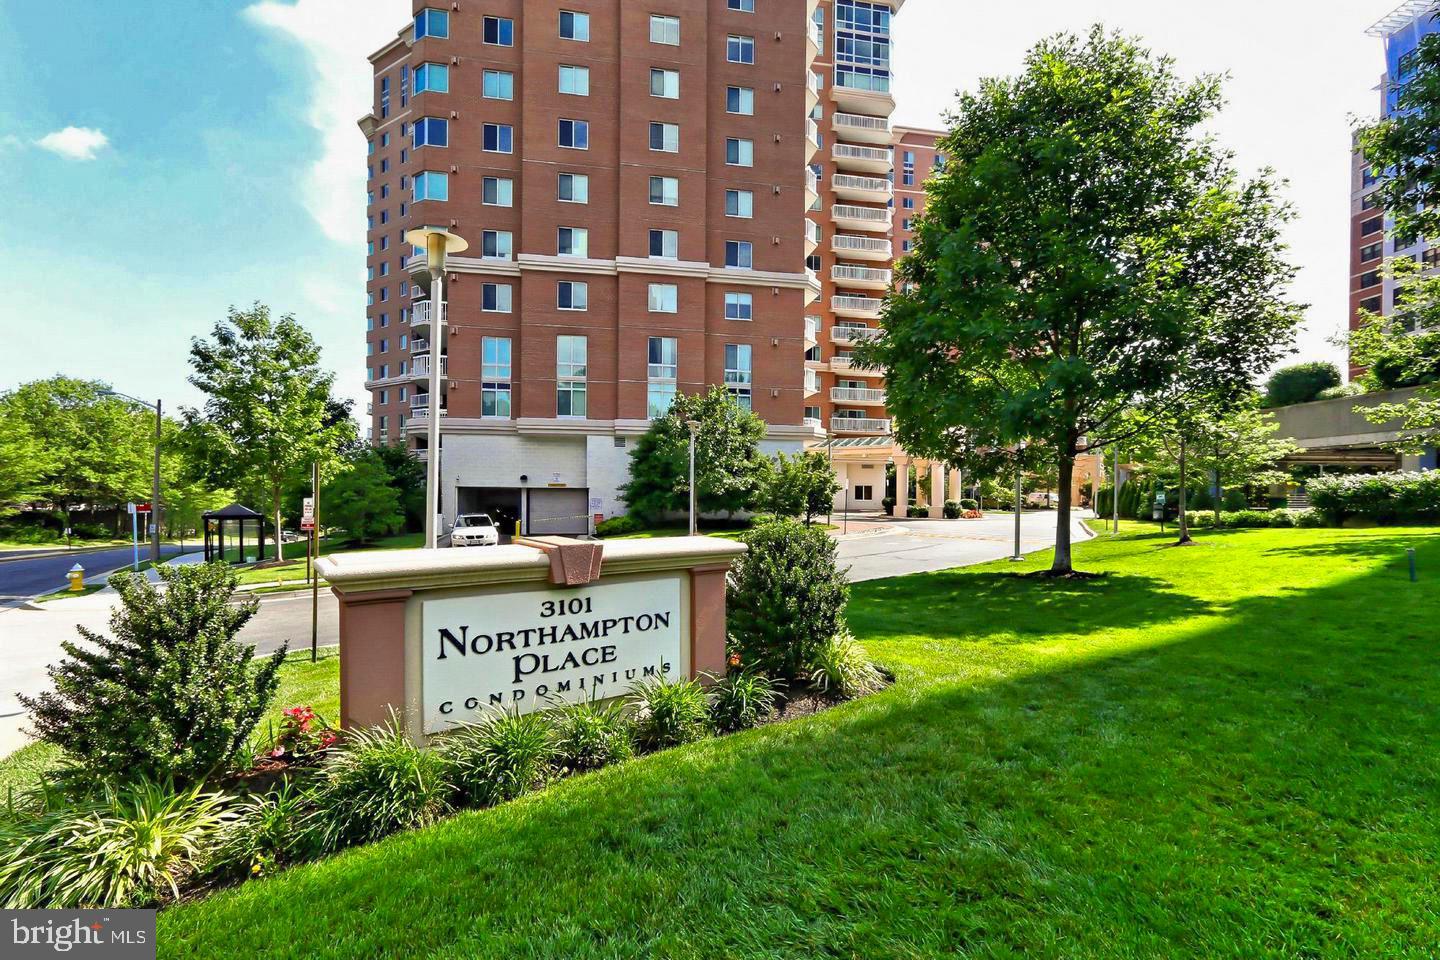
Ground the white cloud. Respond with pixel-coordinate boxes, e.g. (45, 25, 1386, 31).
(244, 0, 403, 244)
(35, 126, 109, 160)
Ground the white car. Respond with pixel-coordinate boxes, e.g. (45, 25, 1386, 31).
(450, 513, 500, 547)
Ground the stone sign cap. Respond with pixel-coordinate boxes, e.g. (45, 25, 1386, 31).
(515, 536, 604, 586)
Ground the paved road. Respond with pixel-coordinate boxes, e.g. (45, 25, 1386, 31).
(0, 545, 190, 606)
(837, 510, 1091, 582)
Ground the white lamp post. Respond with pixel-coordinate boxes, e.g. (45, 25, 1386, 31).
(686, 420, 701, 537)
(405, 227, 468, 550)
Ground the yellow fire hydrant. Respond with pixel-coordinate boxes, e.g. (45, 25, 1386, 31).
(67, 563, 85, 592)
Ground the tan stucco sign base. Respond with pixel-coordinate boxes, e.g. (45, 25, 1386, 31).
(317, 536, 745, 744)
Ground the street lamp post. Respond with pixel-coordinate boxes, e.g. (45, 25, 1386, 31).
(1010, 442, 1027, 562)
(102, 390, 163, 564)
(405, 227, 468, 550)
(1112, 444, 1121, 534)
(686, 420, 700, 537)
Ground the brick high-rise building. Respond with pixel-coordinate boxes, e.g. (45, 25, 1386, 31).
(1351, 1, 1440, 379)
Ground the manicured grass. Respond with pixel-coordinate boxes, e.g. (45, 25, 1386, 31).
(156, 525, 1440, 957)
(31, 585, 106, 603)
(232, 533, 424, 587)
(0, 650, 340, 798)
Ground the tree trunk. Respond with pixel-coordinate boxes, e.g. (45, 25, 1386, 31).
(1213, 445, 1222, 528)
(1176, 435, 1192, 545)
(1050, 450, 1076, 575)
(272, 484, 285, 563)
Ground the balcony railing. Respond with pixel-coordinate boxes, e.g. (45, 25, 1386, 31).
(410, 338, 430, 354)
(411, 300, 434, 328)
(832, 294, 884, 316)
(805, 315, 822, 343)
(410, 394, 448, 416)
(806, 118, 820, 146)
(830, 416, 890, 434)
(831, 386, 886, 404)
(831, 324, 882, 344)
(832, 111, 892, 144)
(411, 354, 448, 379)
(833, 204, 890, 224)
(832, 173, 892, 198)
(805, 219, 822, 245)
(832, 264, 892, 286)
(806, 71, 821, 99)
(832, 234, 892, 259)
(832, 142, 892, 172)
(802, 416, 823, 430)
(804, 369, 820, 396)
(805, 167, 820, 195)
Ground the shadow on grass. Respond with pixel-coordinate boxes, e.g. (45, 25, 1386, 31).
(161, 534, 1440, 959)
(851, 569, 1214, 638)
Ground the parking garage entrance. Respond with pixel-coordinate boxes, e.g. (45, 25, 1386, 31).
(456, 487, 521, 543)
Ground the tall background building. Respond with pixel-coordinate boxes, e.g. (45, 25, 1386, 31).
(1351, 1, 1440, 378)
(361, 1, 829, 534)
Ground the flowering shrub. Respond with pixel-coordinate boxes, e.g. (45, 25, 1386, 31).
(264, 706, 338, 764)
(1307, 471, 1440, 525)
(962, 509, 984, 519)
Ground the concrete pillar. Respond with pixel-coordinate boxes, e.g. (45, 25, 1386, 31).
(948, 468, 962, 504)
(928, 461, 945, 518)
(335, 588, 414, 730)
(896, 458, 911, 517)
(690, 564, 731, 680)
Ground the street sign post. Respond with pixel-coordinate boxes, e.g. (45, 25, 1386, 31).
(127, 503, 140, 571)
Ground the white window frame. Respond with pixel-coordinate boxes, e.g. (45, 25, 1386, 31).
(482, 176, 514, 207)
(649, 175, 680, 206)
(558, 172, 590, 203)
(557, 280, 589, 311)
(726, 137, 754, 167)
(725, 189, 753, 218)
(649, 121, 680, 153)
(649, 229, 679, 259)
(557, 226, 589, 258)
(648, 283, 679, 313)
(725, 291, 753, 320)
(558, 64, 590, 96)
(559, 9, 590, 41)
(650, 68, 680, 99)
(481, 282, 513, 313)
(650, 14, 680, 45)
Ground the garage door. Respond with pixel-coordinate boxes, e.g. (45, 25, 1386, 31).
(527, 488, 590, 536)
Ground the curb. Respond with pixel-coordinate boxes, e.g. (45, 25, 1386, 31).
(0, 545, 130, 565)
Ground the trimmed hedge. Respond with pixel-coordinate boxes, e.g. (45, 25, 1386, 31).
(1307, 471, 1440, 525)
(595, 515, 647, 537)
(1187, 509, 1310, 529)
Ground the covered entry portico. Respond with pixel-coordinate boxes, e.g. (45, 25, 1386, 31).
(814, 437, 967, 518)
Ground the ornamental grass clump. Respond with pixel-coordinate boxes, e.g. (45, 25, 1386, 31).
(207, 780, 311, 880)
(628, 674, 712, 751)
(550, 699, 634, 773)
(18, 563, 284, 785)
(303, 715, 450, 854)
(808, 631, 886, 700)
(708, 671, 779, 733)
(0, 778, 234, 909)
(442, 709, 556, 807)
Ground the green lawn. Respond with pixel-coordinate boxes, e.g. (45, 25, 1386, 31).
(154, 524, 1440, 957)
(0, 650, 340, 800)
(232, 533, 424, 587)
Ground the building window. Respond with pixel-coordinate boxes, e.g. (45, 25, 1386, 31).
(724, 344, 752, 409)
(558, 172, 589, 203)
(483, 15, 515, 46)
(483, 177, 514, 207)
(482, 230, 513, 259)
(1359, 270, 1381, 290)
(380, 77, 390, 119)
(726, 138, 754, 166)
(724, 291, 753, 320)
(1361, 216, 1384, 237)
(558, 226, 589, 257)
(557, 336, 588, 417)
(725, 240, 753, 269)
(483, 69, 514, 100)
(902, 196, 915, 209)
(414, 62, 449, 93)
(651, 68, 680, 99)
(726, 86, 754, 115)
(725, 190, 753, 218)
(729, 0, 755, 11)
(649, 229, 679, 259)
(483, 123, 514, 153)
(557, 281, 589, 310)
(647, 336, 678, 419)
(1361, 193, 1381, 211)
(649, 122, 680, 153)
(650, 14, 680, 45)
(727, 35, 755, 64)
(1359, 295, 1382, 314)
(481, 283, 512, 312)
(559, 9, 590, 41)
(559, 118, 590, 149)
(413, 171, 448, 202)
(649, 176, 679, 206)
(482, 337, 512, 418)
(559, 64, 590, 96)
(855, 485, 874, 501)
(834, 0, 892, 94)
(648, 283, 678, 313)
(412, 117, 448, 148)
(1359, 241, 1383, 263)
(414, 8, 449, 40)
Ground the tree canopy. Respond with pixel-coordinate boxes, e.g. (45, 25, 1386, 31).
(1263, 362, 1341, 408)
(182, 304, 355, 560)
(855, 26, 1300, 574)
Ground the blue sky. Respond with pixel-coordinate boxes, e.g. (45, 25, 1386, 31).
(0, 0, 1407, 419)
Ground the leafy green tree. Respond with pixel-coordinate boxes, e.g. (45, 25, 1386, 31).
(1191, 401, 1300, 526)
(856, 27, 1299, 575)
(0, 395, 48, 512)
(619, 387, 768, 522)
(2, 378, 151, 524)
(1263, 362, 1341, 408)
(761, 452, 840, 524)
(372, 443, 427, 532)
(1346, 265, 1440, 452)
(182, 304, 355, 560)
(20, 564, 284, 785)
(324, 452, 405, 544)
